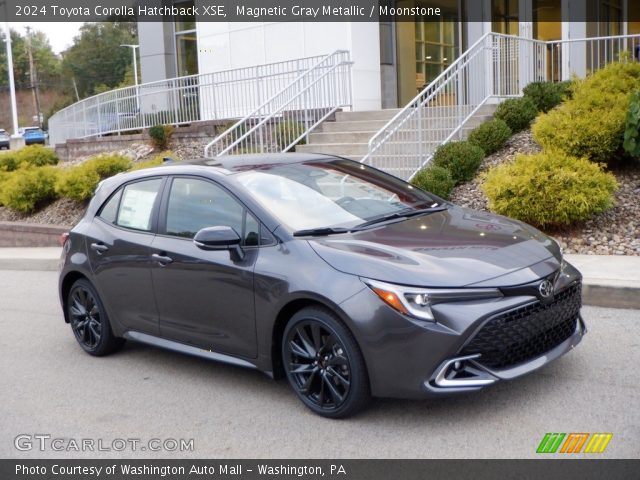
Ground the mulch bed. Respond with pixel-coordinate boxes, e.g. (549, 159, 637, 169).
(449, 130, 640, 256)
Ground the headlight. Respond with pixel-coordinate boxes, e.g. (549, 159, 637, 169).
(364, 279, 503, 321)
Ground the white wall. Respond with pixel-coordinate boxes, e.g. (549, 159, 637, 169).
(195, 21, 382, 112)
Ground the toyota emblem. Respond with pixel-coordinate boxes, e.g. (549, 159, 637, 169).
(539, 280, 553, 298)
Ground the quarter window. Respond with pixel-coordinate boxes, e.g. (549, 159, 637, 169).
(165, 177, 260, 245)
(115, 179, 163, 232)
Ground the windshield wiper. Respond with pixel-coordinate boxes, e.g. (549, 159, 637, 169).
(293, 205, 448, 237)
(293, 227, 351, 237)
(354, 205, 447, 229)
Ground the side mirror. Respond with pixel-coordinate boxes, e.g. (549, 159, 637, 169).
(194, 226, 245, 260)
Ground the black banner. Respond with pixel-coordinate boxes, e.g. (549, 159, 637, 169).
(2, 460, 640, 480)
(1, 0, 640, 23)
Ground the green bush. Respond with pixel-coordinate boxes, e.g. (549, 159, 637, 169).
(0, 171, 10, 205)
(130, 151, 179, 171)
(274, 120, 307, 150)
(148, 124, 174, 150)
(482, 150, 617, 228)
(56, 167, 101, 202)
(411, 166, 455, 199)
(16, 145, 58, 167)
(533, 62, 640, 163)
(467, 119, 512, 155)
(0, 152, 21, 172)
(431, 141, 485, 185)
(56, 154, 131, 201)
(494, 97, 538, 133)
(0, 146, 58, 171)
(623, 91, 640, 157)
(0, 166, 59, 213)
(85, 154, 131, 178)
(523, 81, 573, 113)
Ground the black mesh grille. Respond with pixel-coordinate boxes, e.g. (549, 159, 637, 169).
(460, 283, 582, 370)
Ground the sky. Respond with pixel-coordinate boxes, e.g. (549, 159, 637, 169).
(9, 22, 84, 54)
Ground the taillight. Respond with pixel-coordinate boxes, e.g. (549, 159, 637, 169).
(59, 232, 70, 247)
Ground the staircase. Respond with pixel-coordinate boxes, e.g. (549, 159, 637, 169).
(296, 104, 497, 160)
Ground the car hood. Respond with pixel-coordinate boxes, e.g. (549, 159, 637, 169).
(307, 206, 562, 288)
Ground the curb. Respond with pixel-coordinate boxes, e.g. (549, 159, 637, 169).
(0, 256, 638, 310)
(581, 284, 640, 310)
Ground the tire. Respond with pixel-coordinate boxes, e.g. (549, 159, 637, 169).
(282, 306, 371, 418)
(67, 279, 125, 356)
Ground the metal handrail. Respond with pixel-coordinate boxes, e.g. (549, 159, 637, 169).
(362, 32, 640, 181)
(204, 50, 352, 157)
(47, 53, 338, 146)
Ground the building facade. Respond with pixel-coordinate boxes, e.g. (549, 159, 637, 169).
(140, 0, 640, 112)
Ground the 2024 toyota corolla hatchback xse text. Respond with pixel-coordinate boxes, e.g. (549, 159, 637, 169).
(58, 154, 585, 418)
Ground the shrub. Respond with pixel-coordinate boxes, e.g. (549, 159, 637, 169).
(467, 119, 512, 155)
(56, 154, 131, 201)
(16, 145, 58, 167)
(0, 152, 21, 172)
(623, 91, 640, 158)
(0, 146, 58, 171)
(56, 167, 100, 202)
(482, 150, 617, 228)
(85, 154, 131, 178)
(274, 120, 307, 150)
(0, 166, 58, 213)
(523, 81, 573, 113)
(148, 124, 175, 149)
(0, 171, 10, 205)
(431, 141, 485, 185)
(411, 166, 455, 199)
(130, 151, 179, 171)
(533, 61, 640, 163)
(494, 97, 538, 133)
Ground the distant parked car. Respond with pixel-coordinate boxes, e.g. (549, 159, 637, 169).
(0, 129, 10, 149)
(22, 127, 46, 145)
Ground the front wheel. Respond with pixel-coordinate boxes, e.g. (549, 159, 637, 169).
(67, 279, 124, 356)
(282, 306, 371, 418)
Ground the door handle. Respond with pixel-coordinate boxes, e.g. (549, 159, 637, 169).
(151, 253, 173, 265)
(90, 242, 108, 254)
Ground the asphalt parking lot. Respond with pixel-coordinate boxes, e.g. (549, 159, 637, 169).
(1, 270, 639, 459)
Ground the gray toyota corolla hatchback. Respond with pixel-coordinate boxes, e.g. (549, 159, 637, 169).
(58, 154, 585, 418)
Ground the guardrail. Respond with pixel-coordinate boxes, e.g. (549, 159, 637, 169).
(362, 32, 640, 181)
(204, 50, 352, 157)
(47, 54, 338, 147)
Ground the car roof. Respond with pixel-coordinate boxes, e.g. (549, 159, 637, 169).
(186, 153, 338, 172)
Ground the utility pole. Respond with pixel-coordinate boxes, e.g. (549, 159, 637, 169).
(25, 26, 42, 127)
(2, 13, 19, 136)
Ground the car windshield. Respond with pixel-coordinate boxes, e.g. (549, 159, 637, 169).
(235, 159, 440, 231)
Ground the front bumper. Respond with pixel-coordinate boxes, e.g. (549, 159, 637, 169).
(339, 261, 584, 399)
(424, 314, 586, 393)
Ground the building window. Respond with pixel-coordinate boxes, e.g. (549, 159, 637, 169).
(174, 0, 198, 76)
(492, 0, 519, 35)
(414, 12, 458, 88)
(599, 0, 622, 36)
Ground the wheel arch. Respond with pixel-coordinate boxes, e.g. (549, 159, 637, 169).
(270, 296, 367, 380)
(60, 271, 89, 323)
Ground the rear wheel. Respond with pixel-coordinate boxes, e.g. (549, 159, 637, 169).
(282, 306, 370, 418)
(67, 279, 124, 356)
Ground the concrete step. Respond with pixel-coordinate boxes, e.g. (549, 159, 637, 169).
(320, 114, 493, 134)
(308, 126, 478, 145)
(296, 143, 370, 156)
(335, 104, 496, 122)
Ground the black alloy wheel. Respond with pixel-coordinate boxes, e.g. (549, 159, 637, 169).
(283, 307, 370, 418)
(67, 279, 124, 356)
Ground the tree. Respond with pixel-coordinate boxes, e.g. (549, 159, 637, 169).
(0, 29, 61, 89)
(61, 22, 138, 98)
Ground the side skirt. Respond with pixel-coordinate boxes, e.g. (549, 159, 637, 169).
(123, 331, 259, 370)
